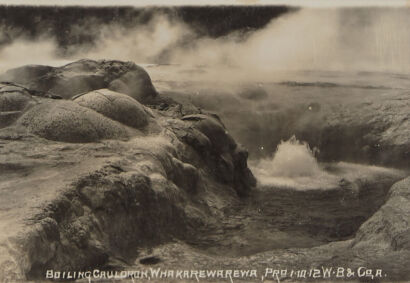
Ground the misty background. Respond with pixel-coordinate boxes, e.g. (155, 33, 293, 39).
(1, 5, 410, 75)
(1, 4, 409, 168)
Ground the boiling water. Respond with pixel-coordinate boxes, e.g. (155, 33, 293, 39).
(252, 136, 339, 189)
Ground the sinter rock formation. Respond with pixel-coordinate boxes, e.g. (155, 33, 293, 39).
(0, 59, 157, 101)
(0, 59, 256, 281)
(0, 59, 409, 282)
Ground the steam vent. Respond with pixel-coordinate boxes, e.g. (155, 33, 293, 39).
(0, 57, 409, 282)
(0, 5, 409, 283)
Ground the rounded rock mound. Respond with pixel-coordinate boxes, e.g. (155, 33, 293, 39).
(0, 85, 35, 111)
(17, 100, 132, 143)
(0, 59, 158, 102)
(182, 114, 236, 154)
(108, 66, 158, 102)
(0, 83, 38, 128)
(74, 89, 149, 129)
(0, 65, 54, 86)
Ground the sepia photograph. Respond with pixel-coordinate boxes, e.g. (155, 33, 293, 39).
(0, 0, 409, 282)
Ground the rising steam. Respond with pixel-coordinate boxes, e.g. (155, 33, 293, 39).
(0, 38, 62, 73)
(255, 136, 322, 178)
(251, 136, 339, 189)
(1, 7, 410, 76)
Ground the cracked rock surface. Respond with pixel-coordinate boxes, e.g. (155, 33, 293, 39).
(0, 60, 409, 282)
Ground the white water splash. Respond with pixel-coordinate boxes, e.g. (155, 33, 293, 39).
(252, 136, 339, 189)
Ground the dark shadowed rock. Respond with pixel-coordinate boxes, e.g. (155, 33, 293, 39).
(17, 100, 133, 143)
(49, 74, 107, 99)
(139, 256, 161, 265)
(108, 65, 158, 102)
(177, 113, 256, 196)
(74, 89, 149, 129)
(182, 114, 236, 154)
(169, 157, 199, 193)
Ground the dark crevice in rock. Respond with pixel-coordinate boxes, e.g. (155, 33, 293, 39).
(139, 256, 161, 265)
(1, 59, 408, 282)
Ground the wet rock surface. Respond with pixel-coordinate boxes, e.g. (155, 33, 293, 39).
(152, 67, 410, 169)
(0, 60, 256, 281)
(129, 177, 410, 282)
(0, 61, 409, 282)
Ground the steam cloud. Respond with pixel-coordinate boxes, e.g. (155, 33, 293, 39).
(0, 38, 61, 73)
(251, 136, 339, 189)
(255, 136, 322, 178)
(1, 7, 410, 75)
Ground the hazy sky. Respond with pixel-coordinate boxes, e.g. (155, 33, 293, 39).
(0, 0, 407, 7)
(1, 1, 410, 74)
